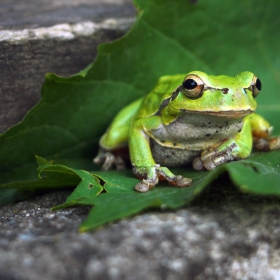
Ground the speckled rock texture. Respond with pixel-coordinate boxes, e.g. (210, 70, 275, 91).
(1, 180, 280, 280)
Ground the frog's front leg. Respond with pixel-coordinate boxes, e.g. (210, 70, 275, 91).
(193, 117, 252, 171)
(129, 116, 192, 192)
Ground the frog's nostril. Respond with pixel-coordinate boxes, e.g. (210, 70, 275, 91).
(221, 88, 229, 94)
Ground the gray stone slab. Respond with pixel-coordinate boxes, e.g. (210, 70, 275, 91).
(1, 185, 280, 280)
(0, 0, 136, 132)
(0, 0, 135, 30)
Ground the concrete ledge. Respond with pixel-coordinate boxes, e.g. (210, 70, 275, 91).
(0, 19, 135, 42)
(1, 189, 280, 279)
(0, 0, 136, 132)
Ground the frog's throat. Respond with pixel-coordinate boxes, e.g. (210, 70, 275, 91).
(183, 109, 254, 118)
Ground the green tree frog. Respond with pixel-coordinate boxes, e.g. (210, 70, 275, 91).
(94, 71, 280, 192)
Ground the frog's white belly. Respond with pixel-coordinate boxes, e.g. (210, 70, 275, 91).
(151, 139, 200, 167)
(149, 112, 244, 167)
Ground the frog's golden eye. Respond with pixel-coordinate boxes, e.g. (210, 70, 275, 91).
(249, 75, 261, 98)
(182, 75, 204, 99)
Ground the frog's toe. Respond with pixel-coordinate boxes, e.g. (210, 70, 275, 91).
(203, 160, 217, 170)
(254, 137, 280, 151)
(114, 156, 127, 170)
(93, 152, 114, 169)
(170, 175, 192, 187)
(193, 156, 218, 170)
(196, 143, 238, 170)
(94, 152, 126, 170)
(135, 181, 150, 193)
(158, 168, 192, 187)
(269, 137, 280, 150)
(93, 155, 103, 165)
(192, 149, 219, 171)
(196, 154, 230, 171)
(192, 157, 205, 171)
(135, 178, 158, 192)
(100, 152, 116, 170)
(159, 168, 192, 188)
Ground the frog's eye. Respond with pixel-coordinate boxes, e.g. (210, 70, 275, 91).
(182, 75, 204, 99)
(249, 75, 261, 98)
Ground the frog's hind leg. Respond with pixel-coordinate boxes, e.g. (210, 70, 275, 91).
(248, 113, 280, 151)
(94, 98, 143, 170)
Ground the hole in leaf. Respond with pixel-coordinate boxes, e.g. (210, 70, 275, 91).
(251, 166, 259, 173)
(242, 163, 260, 173)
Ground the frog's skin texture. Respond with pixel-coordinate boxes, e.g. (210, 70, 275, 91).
(94, 71, 280, 192)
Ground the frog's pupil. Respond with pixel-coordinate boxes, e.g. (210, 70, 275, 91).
(183, 79, 197, 90)
(256, 78, 261, 91)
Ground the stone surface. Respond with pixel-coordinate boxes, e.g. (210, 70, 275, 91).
(0, 0, 136, 30)
(0, 0, 136, 132)
(1, 181, 280, 280)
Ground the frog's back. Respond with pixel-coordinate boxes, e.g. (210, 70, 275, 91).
(99, 74, 185, 150)
(136, 74, 186, 118)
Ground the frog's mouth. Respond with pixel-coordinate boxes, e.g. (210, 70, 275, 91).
(196, 109, 254, 117)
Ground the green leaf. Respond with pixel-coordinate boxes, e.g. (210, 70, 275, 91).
(36, 157, 103, 208)
(1, 0, 280, 230)
(78, 187, 195, 232)
(226, 152, 280, 195)
(78, 152, 280, 231)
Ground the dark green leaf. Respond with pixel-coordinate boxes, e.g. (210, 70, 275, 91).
(78, 186, 195, 232)
(77, 151, 280, 231)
